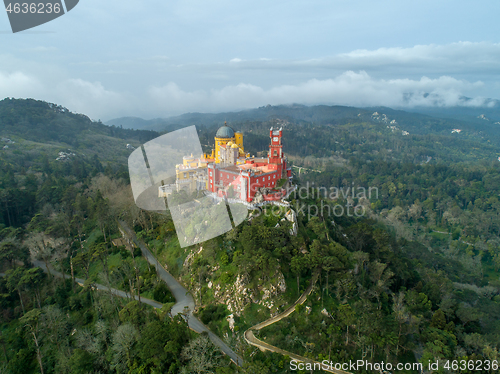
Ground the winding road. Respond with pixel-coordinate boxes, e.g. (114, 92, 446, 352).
(118, 221, 243, 366)
(244, 271, 351, 374)
(15, 222, 352, 372)
(15, 223, 243, 366)
(32, 260, 164, 309)
(29, 260, 243, 365)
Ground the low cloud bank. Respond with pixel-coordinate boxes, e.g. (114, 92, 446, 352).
(147, 71, 490, 116)
(3, 71, 490, 120)
(0, 70, 491, 120)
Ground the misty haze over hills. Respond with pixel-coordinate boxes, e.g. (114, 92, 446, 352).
(106, 101, 500, 134)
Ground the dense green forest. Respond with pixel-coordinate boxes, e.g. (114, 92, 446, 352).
(1, 99, 500, 373)
(0, 98, 157, 145)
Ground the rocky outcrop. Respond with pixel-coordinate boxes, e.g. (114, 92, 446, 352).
(183, 244, 287, 316)
(212, 268, 286, 316)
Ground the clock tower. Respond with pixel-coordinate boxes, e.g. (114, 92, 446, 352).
(268, 127, 283, 164)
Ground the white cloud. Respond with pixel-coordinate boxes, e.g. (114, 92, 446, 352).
(340, 41, 500, 61)
(147, 72, 488, 115)
(0, 69, 491, 119)
(194, 42, 500, 78)
(0, 71, 43, 98)
(54, 79, 130, 119)
(2, 41, 500, 119)
(0, 70, 131, 119)
(148, 82, 208, 112)
(332, 42, 500, 73)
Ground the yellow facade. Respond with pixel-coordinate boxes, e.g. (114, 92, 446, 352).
(214, 134, 245, 163)
(174, 153, 210, 191)
(215, 136, 236, 163)
(170, 124, 245, 194)
(235, 132, 244, 152)
(182, 154, 198, 168)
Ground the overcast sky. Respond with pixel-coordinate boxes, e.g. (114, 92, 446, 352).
(1, 0, 500, 120)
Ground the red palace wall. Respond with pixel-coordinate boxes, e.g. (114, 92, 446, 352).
(207, 127, 290, 203)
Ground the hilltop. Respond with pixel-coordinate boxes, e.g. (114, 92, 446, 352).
(0, 98, 158, 165)
(107, 103, 500, 138)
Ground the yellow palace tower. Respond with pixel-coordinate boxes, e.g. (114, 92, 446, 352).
(213, 122, 244, 163)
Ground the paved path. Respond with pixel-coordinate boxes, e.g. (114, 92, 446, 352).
(32, 260, 163, 309)
(118, 221, 243, 366)
(4, 265, 245, 367)
(244, 271, 351, 374)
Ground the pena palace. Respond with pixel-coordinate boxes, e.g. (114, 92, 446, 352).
(159, 123, 292, 204)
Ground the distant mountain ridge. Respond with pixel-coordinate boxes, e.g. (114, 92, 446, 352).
(106, 103, 500, 139)
(1, 97, 499, 171)
(0, 98, 160, 166)
(405, 104, 500, 125)
(105, 116, 152, 130)
(106, 104, 376, 131)
(0, 98, 158, 145)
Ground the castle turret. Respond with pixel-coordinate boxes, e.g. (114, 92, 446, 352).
(235, 131, 244, 154)
(214, 121, 236, 163)
(268, 127, 283, 164)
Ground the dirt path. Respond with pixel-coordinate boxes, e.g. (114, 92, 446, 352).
(244, 271, 351, 374)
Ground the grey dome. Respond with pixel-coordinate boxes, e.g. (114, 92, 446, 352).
(216, 125, 235, 138)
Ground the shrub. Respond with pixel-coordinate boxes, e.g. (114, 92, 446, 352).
(199, 304, 228, 325)
(153, 283, 175, 303)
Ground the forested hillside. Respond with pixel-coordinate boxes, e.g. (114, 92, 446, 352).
(0, 100, 230, 373)
(0, 98, 157, 145)
(108, 103, 500, 139)
(1, 99, 499, 373)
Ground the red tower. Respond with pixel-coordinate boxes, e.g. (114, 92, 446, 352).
(268, 127, 283, 164)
